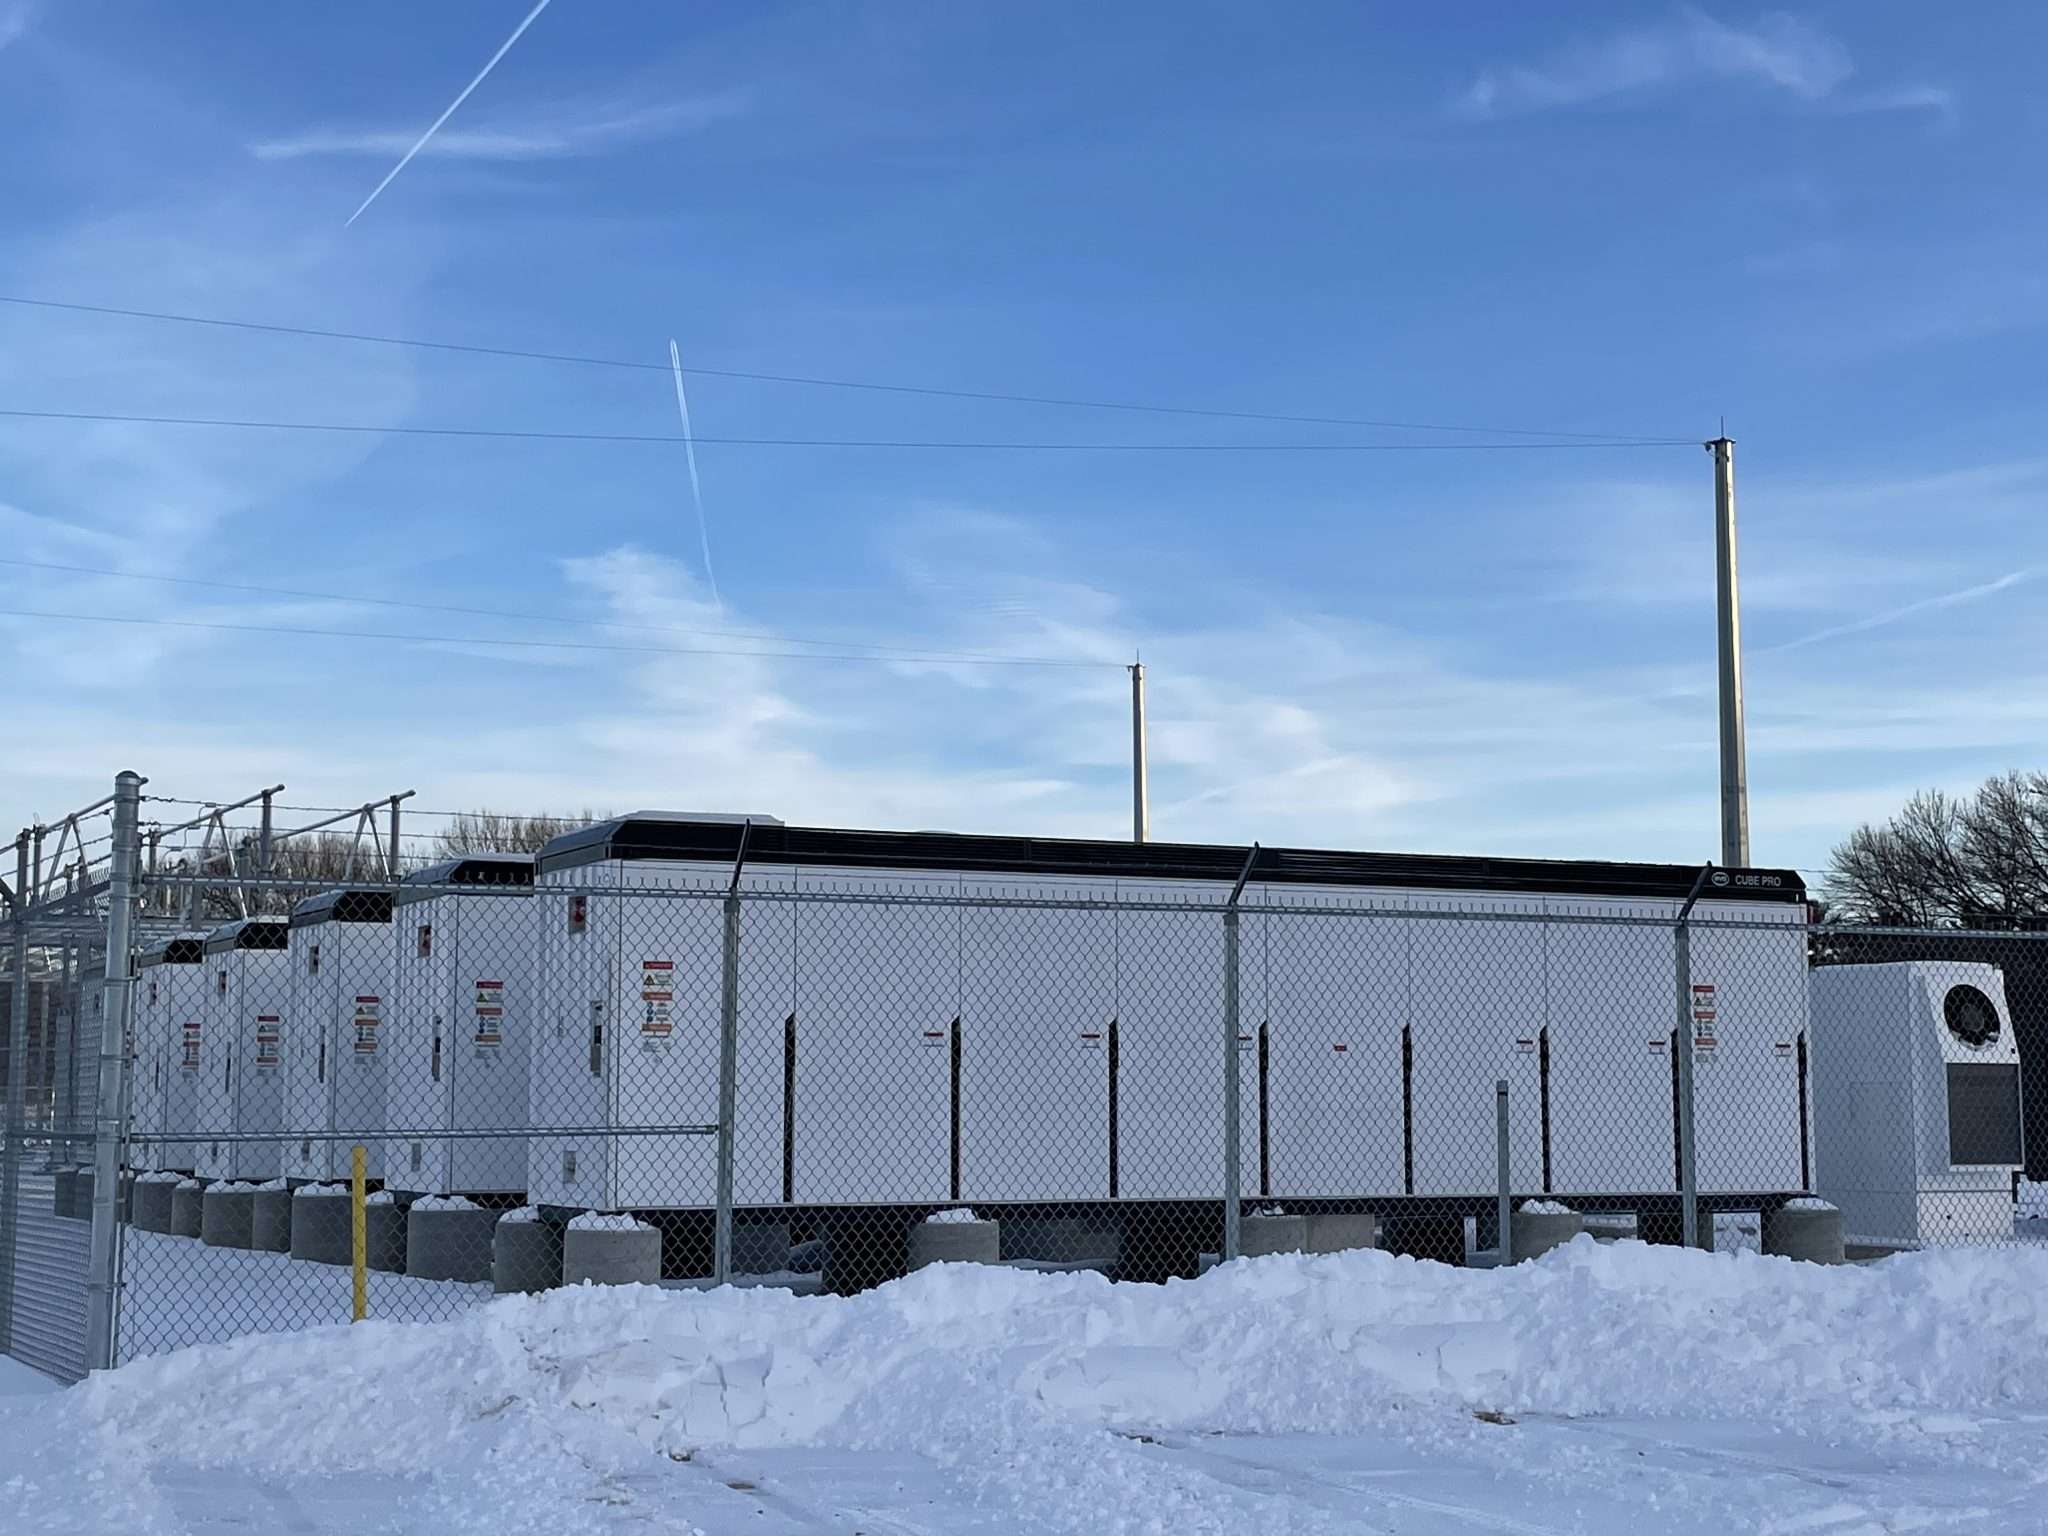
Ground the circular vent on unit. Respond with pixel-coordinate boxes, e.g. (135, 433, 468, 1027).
(1943, 984, 2001, 1048)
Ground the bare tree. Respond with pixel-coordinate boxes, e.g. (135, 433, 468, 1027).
(1826, 772, 2048, 926)
(431, 810, 604, 859)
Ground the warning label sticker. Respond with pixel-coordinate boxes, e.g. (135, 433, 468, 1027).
(254, 1016, 281, 1070)
(181, 1021, 201, 1071)
(1691, 983, 1719, 1053)
(352, 996, 381, 1055)
(474, 979, 504, 1050)
(640, 960, 673, 1039)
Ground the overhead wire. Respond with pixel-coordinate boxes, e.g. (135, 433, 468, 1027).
(0, 293, 1687, 444)
(0, 608, 1116, 668)
(0, 557, 1092, 666)
(0, 406, 1693, 450)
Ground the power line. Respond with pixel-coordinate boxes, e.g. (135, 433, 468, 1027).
(0, 293, 1685, 444)
(0, 406, 1693, 450)
(0, 607, 1115, 668)
(0, 557, 1087, 667)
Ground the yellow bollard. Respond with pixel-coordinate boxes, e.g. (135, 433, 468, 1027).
(350, 1144, 368, 1323)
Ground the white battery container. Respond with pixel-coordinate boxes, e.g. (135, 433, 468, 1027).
(132, 935, 208, 1174)
(194, 919, 292, 1182)
(282, 888, 396, 1183)
(385, 855, 536, 1196)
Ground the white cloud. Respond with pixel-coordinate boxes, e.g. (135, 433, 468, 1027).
(1453, 9, 1945, 121)
(250, 96, 748, 163)
(0, 1, 35, 52)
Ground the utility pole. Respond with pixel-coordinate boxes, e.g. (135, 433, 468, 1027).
(1710, 436, 1750, 868)
(1130, 661, 1150, 844)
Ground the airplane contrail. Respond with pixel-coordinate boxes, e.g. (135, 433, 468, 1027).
(1763, 568, 2035, 654)
(669, 338, 721, 607)
(345, 0, 555, 227)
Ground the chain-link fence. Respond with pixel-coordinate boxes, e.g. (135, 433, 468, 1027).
(4, 782, 2042, 1382)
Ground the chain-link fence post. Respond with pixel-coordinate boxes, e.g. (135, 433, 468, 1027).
(85, 770, 143, 1372)
(713, 888, 740, 1285)
(1495, 1078, 1513, 1265)
(1221, 903, 1241, 1264)
(1220, 846, 1258, 1265)
(0, 831, 29, 1356)
(1672, 865, 1713, 1250)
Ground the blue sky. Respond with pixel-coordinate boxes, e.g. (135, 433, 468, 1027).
(2, 2, 2044, 879)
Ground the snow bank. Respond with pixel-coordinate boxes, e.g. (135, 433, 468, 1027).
(498, 1206, 540, 1224)
(1782, 1196, 1838, 1212)
(51, 1241, 2048, 1484)
(1518, 1199, 1573, 1216)
(251, 1178, 289, 1192)
(364, 1190, 399, 1206)
(923, 1207, 980, 1224)
(134, 1171, 181, 1185)
(567, 1212, 649, 1232)
(293, 1182, 346, 1199)
(174, 1178, 205, 1191)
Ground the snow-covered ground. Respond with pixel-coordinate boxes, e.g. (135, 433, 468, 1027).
(6, 1239, 2047, 1535)
(116, 1227, 488, 1358)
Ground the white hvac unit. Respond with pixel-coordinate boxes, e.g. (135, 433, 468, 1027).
(385, 855, 535, 1196)
(527, 814, 1813, 1216)
(1810, 962, 2026, 1246)
(132, 935, 208, 1174)
(281, 889, 395, 1183)
(193, 919, 292, 1182)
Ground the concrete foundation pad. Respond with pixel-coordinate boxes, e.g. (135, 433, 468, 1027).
(493, 1216, 560, 1294)
(908, 1219, 1000, 1269)
(1001, 1216, 1122, 1267)
(563, 1221, 660, 1286)
(1512, 1206, 1585, 1262)
(406, 1206, 498, 1283)
(131, 1178, 176, 1234)
(364, 1201, 408, 1273)
(290, 1191, 352, 1265)
(1240, 1214, 1310, 1257)
(200, 1185, 256, 1249)
(170, 1182, 206, 1239)
(1303, 1212, 1378, 1254)
(1765, 1203, 1845, 1264)
(251, 1188, 292, 1252)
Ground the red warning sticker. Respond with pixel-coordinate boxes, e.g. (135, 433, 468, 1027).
(640, 961, 673, 1037)
(254, 1016, 281, 1070)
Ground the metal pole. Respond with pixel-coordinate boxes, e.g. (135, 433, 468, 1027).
(1665, 860, 1715, 1255)
(713, 892, 740, 1285)
(1495, 1078, 1513, 1265)
(1674, 915, 1699, 1249)
(257, 790, 274, 914)
(0, 832, 31, 1353)
(1130, 661, 1150, 844)
(387, 795, 403, 881)
(1710, 437, 1749, 868)
(1221, 905, 1241, 1263)
(85, 770, 143, 1372)
(350, 1145, 368, 1322)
